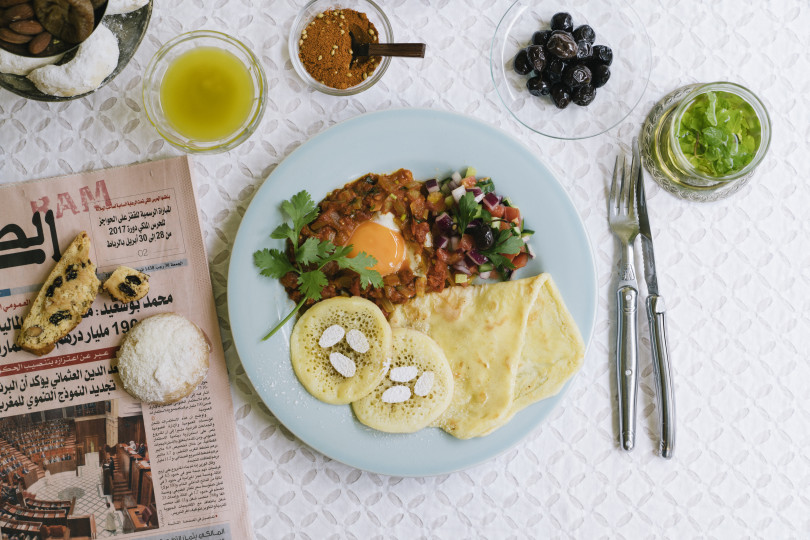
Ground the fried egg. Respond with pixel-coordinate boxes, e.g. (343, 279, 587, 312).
(347, 213, 427, 277)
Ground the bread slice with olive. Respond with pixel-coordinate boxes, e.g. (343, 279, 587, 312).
(16, 231, 101, 356)
(103, 266, 150, 303)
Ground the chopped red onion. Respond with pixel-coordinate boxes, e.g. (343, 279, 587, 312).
(482, 192, 500, 211)
(451, 185, 467, 203)
(435, 212, 453, 233)
(449, 236, 460, 251)
(466, 250, 488, 266)
(425, 179, 439, 193)
(452, 262, 472, 275)
(435, 235, 450, 250)
(478, 271, 492, 279)
(451, 171, 462, 183)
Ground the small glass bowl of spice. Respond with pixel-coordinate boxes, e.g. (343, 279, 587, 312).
(289, 0, 393, 95)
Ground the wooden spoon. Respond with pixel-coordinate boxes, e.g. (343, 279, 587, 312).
(349, 24, 426, 60)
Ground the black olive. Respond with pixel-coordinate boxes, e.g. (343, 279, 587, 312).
(562, 64, 592, 88)
(575, 41, 593, 60)
(513, 48, 533, 75)
(591, 45, 613, 66)
(532, 30, 552, 46)
(551, 83, 571, 109)
(527, 75, 550, 97)
(118, 283, 136, 298)
(473, 226, 495, 251)
(545, 32, 578, 59)
(49, 310, 71, 325)
(573, 24, 595, 43)
(125, 274, 142, 286)
(542, 58, 566, 83)
(525, 45, 546, 73)
(45, 276, 63, 298)
(572, 85, 597, 106)
(550, 12, 573, 33)
(591, 64, 611, 88)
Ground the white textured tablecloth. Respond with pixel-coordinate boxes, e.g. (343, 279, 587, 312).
(2, 1, 809, 537)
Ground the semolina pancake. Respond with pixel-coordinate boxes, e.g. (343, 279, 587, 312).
(352, 328, 454, 433)
(290, 297, 391, 405)
(507, 275, 586, 419)
(389, 275, 546, 439)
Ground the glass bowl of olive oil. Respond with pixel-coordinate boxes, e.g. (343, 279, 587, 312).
(641, 82, 771, 201)
(143, 30, 267, 153)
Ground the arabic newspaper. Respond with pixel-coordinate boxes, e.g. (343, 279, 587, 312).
(0, 157, 250, 539)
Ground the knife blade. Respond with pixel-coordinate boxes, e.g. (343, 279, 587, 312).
(635, 140, 675, 459)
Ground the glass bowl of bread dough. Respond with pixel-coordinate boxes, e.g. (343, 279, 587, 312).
(142, 30, 268, 154)
(0, 0, 152, 101)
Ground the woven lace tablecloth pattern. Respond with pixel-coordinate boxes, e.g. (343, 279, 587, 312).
(2, 1, 809, 538)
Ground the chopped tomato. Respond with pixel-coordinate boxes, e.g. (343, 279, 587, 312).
(503, 206, 521, 224)
(499, 221, 511, 231)
(461, 176, 477, 188)
(459, 234, 474, 252)
(512, 253, 529, 269)
(489, 204, 505, 218)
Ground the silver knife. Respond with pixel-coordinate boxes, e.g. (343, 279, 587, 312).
(635, 140, 676, 459)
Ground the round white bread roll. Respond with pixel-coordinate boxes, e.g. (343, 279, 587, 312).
(352, 328, 454, 433)
(290, 297, 391, 405)
(117, 313, 210, 405)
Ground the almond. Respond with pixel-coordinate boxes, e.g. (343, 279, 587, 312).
(3, 2, 33, 22)
(0, 27, 31, 43)
(25, 326, 43, 338)
(27, 29, 48, 54)
(9, 19, 42, 35)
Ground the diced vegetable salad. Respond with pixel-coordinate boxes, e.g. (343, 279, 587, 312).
(431, 167, 534, 283)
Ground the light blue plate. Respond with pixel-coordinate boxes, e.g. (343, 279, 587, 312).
(228, 109, 597, 477)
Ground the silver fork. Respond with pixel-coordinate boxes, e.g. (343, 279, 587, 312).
(608, 147, 641, 452)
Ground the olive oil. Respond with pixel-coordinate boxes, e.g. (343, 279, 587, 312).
(160, 47, 254, 141)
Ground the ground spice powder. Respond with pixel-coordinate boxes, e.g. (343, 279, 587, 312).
(298, 8, 380, 90)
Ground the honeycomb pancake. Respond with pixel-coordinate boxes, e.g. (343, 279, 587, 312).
(390, 275, 546, 439)
(352, 328, 454, 434)
(16, 231, 101, 356)
(290, 297, 391, 405)
(507, 276, 585, 418)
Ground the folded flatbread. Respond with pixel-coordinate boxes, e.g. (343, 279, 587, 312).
(389, 273, 584, 439)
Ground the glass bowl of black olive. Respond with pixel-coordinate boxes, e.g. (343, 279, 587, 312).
(491, 0, 651, 139)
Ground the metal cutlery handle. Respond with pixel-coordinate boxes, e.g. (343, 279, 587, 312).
(646, 294, 675, 459)
(616, 282, 639, 452)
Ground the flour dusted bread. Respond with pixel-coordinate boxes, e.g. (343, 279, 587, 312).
(290, 297, 391, 405)
(352, 328, 453, 433)
(103, 265, 149, 302)
(17, 231, 101, 356)
(116, 313, 210, 405)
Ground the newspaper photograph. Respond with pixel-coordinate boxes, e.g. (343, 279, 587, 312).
(0, 157, 250, 539)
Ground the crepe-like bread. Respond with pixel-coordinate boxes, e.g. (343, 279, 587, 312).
(352, 328, 454, 433)
(290, 297, 391, 405)
(507, 276, 586, 418)
(390, 276, 546, 439)
(17, 231, 101, 356)
(116, 313, 210, 405)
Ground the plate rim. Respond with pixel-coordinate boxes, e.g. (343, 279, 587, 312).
(227, 107, 598, 476)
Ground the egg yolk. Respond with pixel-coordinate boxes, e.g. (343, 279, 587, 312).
(347, 221, 406, 276)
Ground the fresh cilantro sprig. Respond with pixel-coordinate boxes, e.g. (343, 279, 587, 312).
(454, 191, 479, 233)
(479, 228, 524, 272)
(254, 190, 383, 340)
